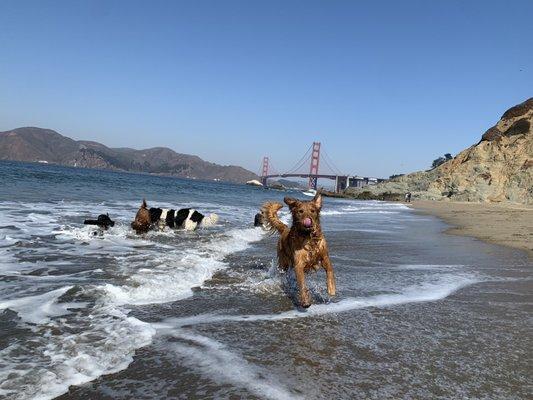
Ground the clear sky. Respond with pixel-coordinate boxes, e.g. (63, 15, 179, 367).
(1, 0, 531, 178)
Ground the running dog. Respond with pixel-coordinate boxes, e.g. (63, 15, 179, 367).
(131, 199, 218, 234)
(261, 192, 336, 308)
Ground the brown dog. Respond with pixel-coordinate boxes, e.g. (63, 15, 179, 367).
(131, 199, 151, 234)
(262, 192, 336, 307)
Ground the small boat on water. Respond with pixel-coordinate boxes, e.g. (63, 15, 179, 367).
(302, 188, 317, 197)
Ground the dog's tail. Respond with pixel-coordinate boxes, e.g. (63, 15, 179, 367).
(201, 213, 219, 227)
(261, 202, 287, 235)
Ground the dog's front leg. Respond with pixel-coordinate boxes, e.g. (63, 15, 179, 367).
(321, 254, 336, 297)
(295, 261, 311, 308)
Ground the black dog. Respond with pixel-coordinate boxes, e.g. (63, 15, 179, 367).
(254, 212, 265, 227)
(84, 214, 115, 230)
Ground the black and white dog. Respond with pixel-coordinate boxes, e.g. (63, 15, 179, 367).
(149, 207, 219, 231)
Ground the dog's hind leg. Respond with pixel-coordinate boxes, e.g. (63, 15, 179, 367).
(277, 246, 290, 272)
(321, 254, 336, 297)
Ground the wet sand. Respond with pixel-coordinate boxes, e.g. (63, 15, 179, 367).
(410, 200, 533, 257)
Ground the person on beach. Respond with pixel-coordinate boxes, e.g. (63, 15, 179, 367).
(405, 192, 412, 202)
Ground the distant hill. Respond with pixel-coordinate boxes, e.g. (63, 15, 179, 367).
(346, 98, 532, 204)
(0, 127, 259, 183)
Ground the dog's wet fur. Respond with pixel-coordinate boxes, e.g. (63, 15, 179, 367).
(131, 199, 218, 234)
(131, 199, 151, 234)
(261, 192, 336, 308)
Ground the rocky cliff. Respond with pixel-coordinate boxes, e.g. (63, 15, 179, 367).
(346, 98, 532, 204)
(0, 127, 259, 184)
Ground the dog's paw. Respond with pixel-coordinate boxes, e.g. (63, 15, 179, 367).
(300, 290, 312, 308)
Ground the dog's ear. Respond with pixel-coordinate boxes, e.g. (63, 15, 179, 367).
(142, 199, 147, 208)
(313, 192, 322, 209)
(284, 197, 298, 208)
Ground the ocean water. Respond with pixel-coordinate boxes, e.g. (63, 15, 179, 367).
(0, 161, 530, 400)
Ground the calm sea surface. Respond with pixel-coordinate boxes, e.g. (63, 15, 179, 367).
(0, 161, 531, 400)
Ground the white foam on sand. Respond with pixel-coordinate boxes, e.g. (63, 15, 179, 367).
(397, 264, 466, 270)
(0, 306, 155, 400)
(102, 255, 227, 305)
(0, 286, 83, 324)
(157, 274, 479, 328)
(321, 209, 400, 215)
(102, 227, 264, 305)
(165, 331, 302, 400)
(320, 201, 410, 216)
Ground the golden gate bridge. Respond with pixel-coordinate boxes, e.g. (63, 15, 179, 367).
(259, 142, 383, 193)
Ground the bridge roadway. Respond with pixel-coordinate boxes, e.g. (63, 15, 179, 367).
(262, 173, 340, 180)
(261, 173, 351, 192)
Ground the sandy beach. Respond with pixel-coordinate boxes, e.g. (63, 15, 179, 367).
(410, 200, 533, 257)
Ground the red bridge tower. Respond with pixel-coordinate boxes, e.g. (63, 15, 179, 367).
(261, 156, 269, 186)
(308, 142, 321, 190)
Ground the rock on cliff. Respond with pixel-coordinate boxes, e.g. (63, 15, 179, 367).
(346, 98, 533, 204)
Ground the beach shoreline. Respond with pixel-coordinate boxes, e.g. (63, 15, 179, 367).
(409, 200, 533, 257)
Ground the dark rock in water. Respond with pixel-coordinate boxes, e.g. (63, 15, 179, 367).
(349, 191, 404, 201)
(268, 182, 285, 190)
(276, 179, 306, 189)
(321, 190, 346, 198)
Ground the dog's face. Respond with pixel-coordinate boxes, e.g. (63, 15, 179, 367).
(284, 194, 322, 233)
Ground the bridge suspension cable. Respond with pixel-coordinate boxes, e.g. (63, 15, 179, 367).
(284, 143, 313, 174)
(258, 156, 281, 177)
(321, 147, 344, 176)
(268, 161, 281, 176)
(260, 141, 354, 193)
(260, 141, 344, 177)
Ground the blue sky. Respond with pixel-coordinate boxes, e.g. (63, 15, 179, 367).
(1, 0, 531, 177)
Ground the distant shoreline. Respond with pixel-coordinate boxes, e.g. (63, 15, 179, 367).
(410, 200, 533, 257)
(0, 159, 251, 186)
(0, 127, 259, 184)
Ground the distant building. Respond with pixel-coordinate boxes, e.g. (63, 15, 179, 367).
(346, 176, 382, 189)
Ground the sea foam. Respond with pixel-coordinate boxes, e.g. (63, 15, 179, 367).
(156, 273, 479, 328)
